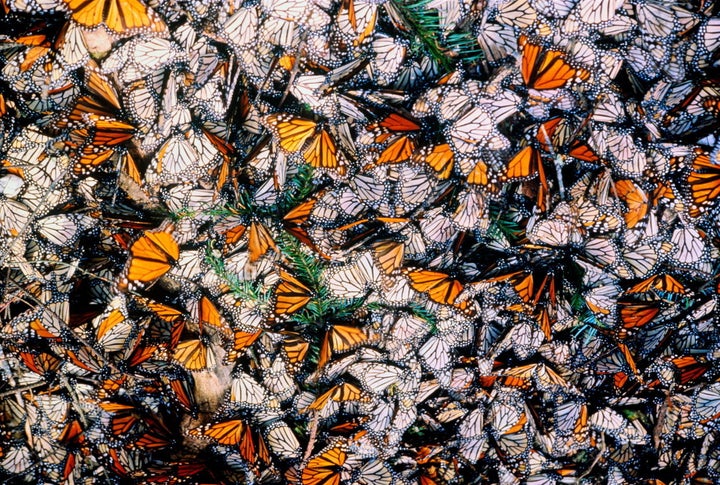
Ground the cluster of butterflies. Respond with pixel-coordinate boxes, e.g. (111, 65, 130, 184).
(1, 0, 720, 483)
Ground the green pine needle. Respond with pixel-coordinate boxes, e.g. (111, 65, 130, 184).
(390, 0, 484, 72)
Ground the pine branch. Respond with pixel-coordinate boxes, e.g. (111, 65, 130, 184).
(389, 0, 484, 71)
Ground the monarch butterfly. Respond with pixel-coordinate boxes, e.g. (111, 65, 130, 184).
(371, 240, 404, 274)
(63, 344, 106, 374)
(189, 419, 270, 464)
(323, 253, 382, 299)
(248, 221, 278, 264)
(505, 145, 549, 211)
(302, 444, 347, 485)
(197, 296, 232, 338)
(588, 407, 631, 435)
(146, 130, 223, 186)
(275, 270, 312, 315)
(64, 121, 136, 174)
(15, 347, 60, 376)
(229, 372, 268, 407)
(61, 69, 123, 126)
(367, 112, 421, 166)
(266, 114, 345, 174)
(396, 165, 440, 213)
(614, 179, 648, 229)
(219, 7, 260, 52)
(335, 0, 378, 46)
(56, 418, 83, 448)
(519, 35, 590, 90)
(173, 338, 215, 371)
(94, 305, 133, 353)
(369, 112, 420, 134)
(283, 197, 328, 255)
(62, 0, 166, 34)
(537, 117, 599, 163)
(527, 216, 577, 247)
(670, 225, 705, 267)
(458, 156, 498, 190)
(621, 243, 659, 278)
(605, 128, 646, 176)
(348, 362, 403, 394)
(413, 143, 454, 179)
(688, 151, 720, 215)
(694, 382, 720, 423)
(281, 331, 311, 367)
(453, 189, 489, 231)
(306, 382, 366, 412)
(133, 412, 173, 450)
(369, 34, 407, 84)
(627, 274, 687, 298)
(0, 446, 33, 475)
(318, 325, 372, 369)
(502, 363, 568, 391)
(126, 339, 159, 368)
(228, 329, 263, 360)
(98, 401, 141, 436)
(353, 459, 393, 485)
(495, 0, 537, 28)
(457, 408, 489, 463)
(106, 447, 146, 478)
(265, 421, 302, 460)
(476, 20, 517, 64)
(375, 134, 416, 165)
(417, 210, 454, 248)
(163, 373, 197, 414)
(619, 301, 659, 329)
(448, 106, 494, 155)
(572, 0, 622, 25)
(407, 269, 466, 309)
(670, 356, 710, 386)
(488, 398, 528, 436)
(418, 335, 452, 372)
(33, 213, 93, 247)
(123, 230, 179, 289)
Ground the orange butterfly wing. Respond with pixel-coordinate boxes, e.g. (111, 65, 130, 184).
(467, 159, 490, 186)
(281, 331, 310, 366)
(275, 271, 312, 315)
(318, 325, 369, 369)
(173, 339, 214, 371)
(376, 112, 421, 131)
(303, 129, 344, 173)
(233, 329, 262, 352)
(302, 446, 347, 485)
(96, 308, 126, 343)
(619, 302, 659, 328)
(268, 114, 317, 152)
(248, 221, 278, 263)
(688, 152, 720, 207)
(506, 146, 541, 179)
(615, 180, 648, 229)
(126, 231, 179, 283)
(190, 419, 245, 446)
(307, 383, 364, 411)
(63, 0, 164, 33)
(416, 143, 454, 179)
(376, 135, 416, 164)
(372, 240, 404, 274)
(408, 270, 464, 307)
(520, 35, 589, 90)
(199, 296, 231, 336)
